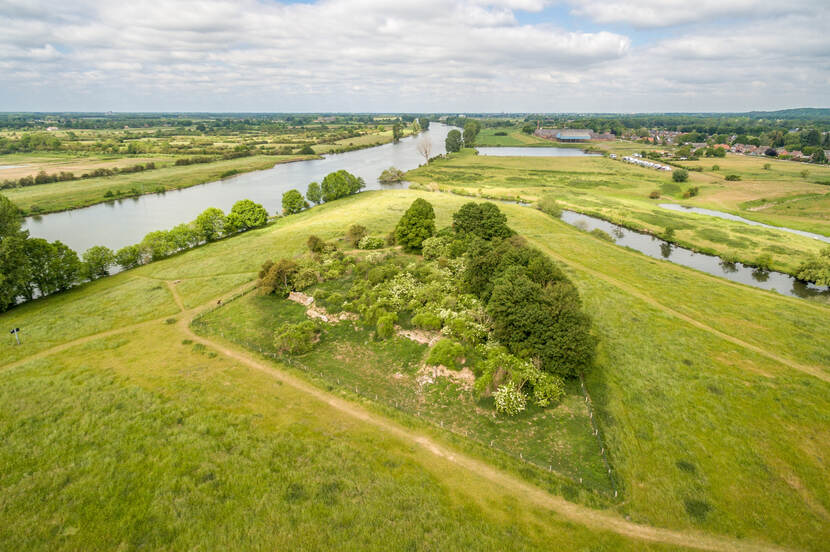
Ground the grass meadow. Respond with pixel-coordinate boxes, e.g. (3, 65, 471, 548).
(1, 189, 828, 550)
(407, 150, 830, 275)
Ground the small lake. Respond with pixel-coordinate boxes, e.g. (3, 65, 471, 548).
(659, 203, 830, 244)
(23, 124, 455, 253)
(475, 147, 600, 157)
(0, 165, 25, 170)
(559, 210, 830, 300)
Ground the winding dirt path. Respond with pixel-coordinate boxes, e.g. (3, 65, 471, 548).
(0, 274, 801, 551)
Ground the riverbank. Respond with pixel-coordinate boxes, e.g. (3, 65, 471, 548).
(5, 154, 319, 216)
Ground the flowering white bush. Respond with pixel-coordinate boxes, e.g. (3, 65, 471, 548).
(493, 382, 527, 416)
(377, 272, 419, 310)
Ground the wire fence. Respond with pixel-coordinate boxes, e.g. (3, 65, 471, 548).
(580, 372, 620, 498)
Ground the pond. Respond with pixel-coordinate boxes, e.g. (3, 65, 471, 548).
(659, 203, 830, 244)
(559, 210, 830, 300)
(23, 124, 455, 253)
(475, 147, 600, 157)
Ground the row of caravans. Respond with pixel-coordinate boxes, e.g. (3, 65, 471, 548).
(620, 155, 672, 171)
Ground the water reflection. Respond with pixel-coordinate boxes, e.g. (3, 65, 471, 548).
(559, 210, 830, 300)
(23, 124, 455, 252)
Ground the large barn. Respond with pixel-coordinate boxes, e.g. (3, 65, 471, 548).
(535, 128, 615, 142)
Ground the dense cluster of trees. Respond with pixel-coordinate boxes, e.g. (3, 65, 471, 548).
(258, 200, 596, 416)
(0, 193, 270, 312)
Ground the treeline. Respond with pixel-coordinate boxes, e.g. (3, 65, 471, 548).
(1, 163, 156, 190)
(281, 170, 366, 215)
(0, 194, 270, 312)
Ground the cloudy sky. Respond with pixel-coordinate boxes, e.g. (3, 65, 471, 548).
(1, 0, 828, 112)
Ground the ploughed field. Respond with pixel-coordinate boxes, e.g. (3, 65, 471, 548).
(1, 190, 828, 551)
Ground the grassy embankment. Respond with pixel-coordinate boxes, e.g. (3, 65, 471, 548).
(1, 190, 828, 550)
(407, 149, 830, 275)
(1, 154, 314, 215)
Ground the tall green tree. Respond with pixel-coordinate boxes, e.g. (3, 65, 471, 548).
(83, 245, 116, 279)
(418, 117, 430, 131)
(392, 122, 403, 142)
(394, 198, 435, 251)
(445, 130, 462, 153)
(463, 120, 481, 146)
(320, 170, 365, 202)
(115, 244, 143, 270)
(452, 202, 512, 240)
(282, 189, 308, 215)
(226, 199, 268, 232)
(306, 181, 322, 204)
(194, 207, 226, 242)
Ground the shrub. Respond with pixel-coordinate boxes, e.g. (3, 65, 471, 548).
(589, 228, 614, 242)
(395, 198, 436, 251)
(536, 194, 562, 218)
(379, 167, 405, 183)
(427, 339, 465, 369)
(529, 371, 565, 407)
(672, 168, 689, 182)
(274, 320, 319, 355)
(421, 236, 450, 260)
(376, 313, 396, 339)
(345, 224, 368, 245)
(649, 190, 660, 199)
(724, 174, 741, 181)
(226, 199, 268, 232)
(307, 235, 324, 252)
(763, 163, 772, 170)
(282, 189, 308, 215)
(755, 253, 773, 271)
(493, 382, 526, 416)
(293, 268, 319, 290)
(412, 311, 442, 331)
(711, 165, 720, 171)
(358, 236, 385, 250)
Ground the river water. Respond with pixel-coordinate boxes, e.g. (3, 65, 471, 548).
(559, 210, 829, 299)
(659, 203, 830, 244)
(23, 124, 454, 253)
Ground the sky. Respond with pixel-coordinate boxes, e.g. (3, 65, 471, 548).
(1, 0, 828, 113)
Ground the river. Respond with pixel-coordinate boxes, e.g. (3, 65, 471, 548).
(23, 124, 455, 253)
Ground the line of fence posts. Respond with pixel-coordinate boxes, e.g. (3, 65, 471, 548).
(579, 372, 619, 498)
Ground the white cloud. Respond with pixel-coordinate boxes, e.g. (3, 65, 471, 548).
(0, 0, 826, 111)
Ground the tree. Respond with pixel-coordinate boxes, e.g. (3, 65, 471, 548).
(169, 223, 200, 250)
(83, 245, 115, 279)
(394, 198, 435, 251)
(226, 199, 268, 232)
(115, 244, 142, 270)
(463, 120, 481, 146)
(320, 170, 365, 202)
(0, 194, 21, 238)
(392, 122, 403, 142)
(416, 137, 432, 164)
(812, 149, 827, 164)
(194, 207, 226, 242)
(487, 267, 595, 378)
(452, 202, 512, 240)
(259, 258, 298, 297)
(282, 189, 308, 215)
(274, 320, 320, 354)
(0, 234, 30, 309)
(522, 123, 535, 134)
(141, 230, 175, 260)
(672, 168, 689, 182)
(379, 167, 405, 183)
(306, 181, 322, 204)
(445, 130, 462, 153)
(418, 117, 430, 131)
(796, 247, 830, 285)
(297, 144, 315, 155)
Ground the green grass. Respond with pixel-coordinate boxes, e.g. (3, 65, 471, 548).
(3, 154, 314, 215)
(407, 150, 830, 275)
(193, 291, 613, 499)
(1, 326, 668, 551)
(1, 189, 829, 550)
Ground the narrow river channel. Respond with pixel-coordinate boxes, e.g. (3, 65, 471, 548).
(23, 124, 455, 253)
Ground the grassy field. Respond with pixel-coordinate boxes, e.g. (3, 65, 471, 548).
(1, 189, 828, 550)
(474, 127, 553, 147)
(2, 154, 312, 214)
(407, 150, 830, 275)
(193, 290, 614, 498)
(0, 152, 175, 181)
